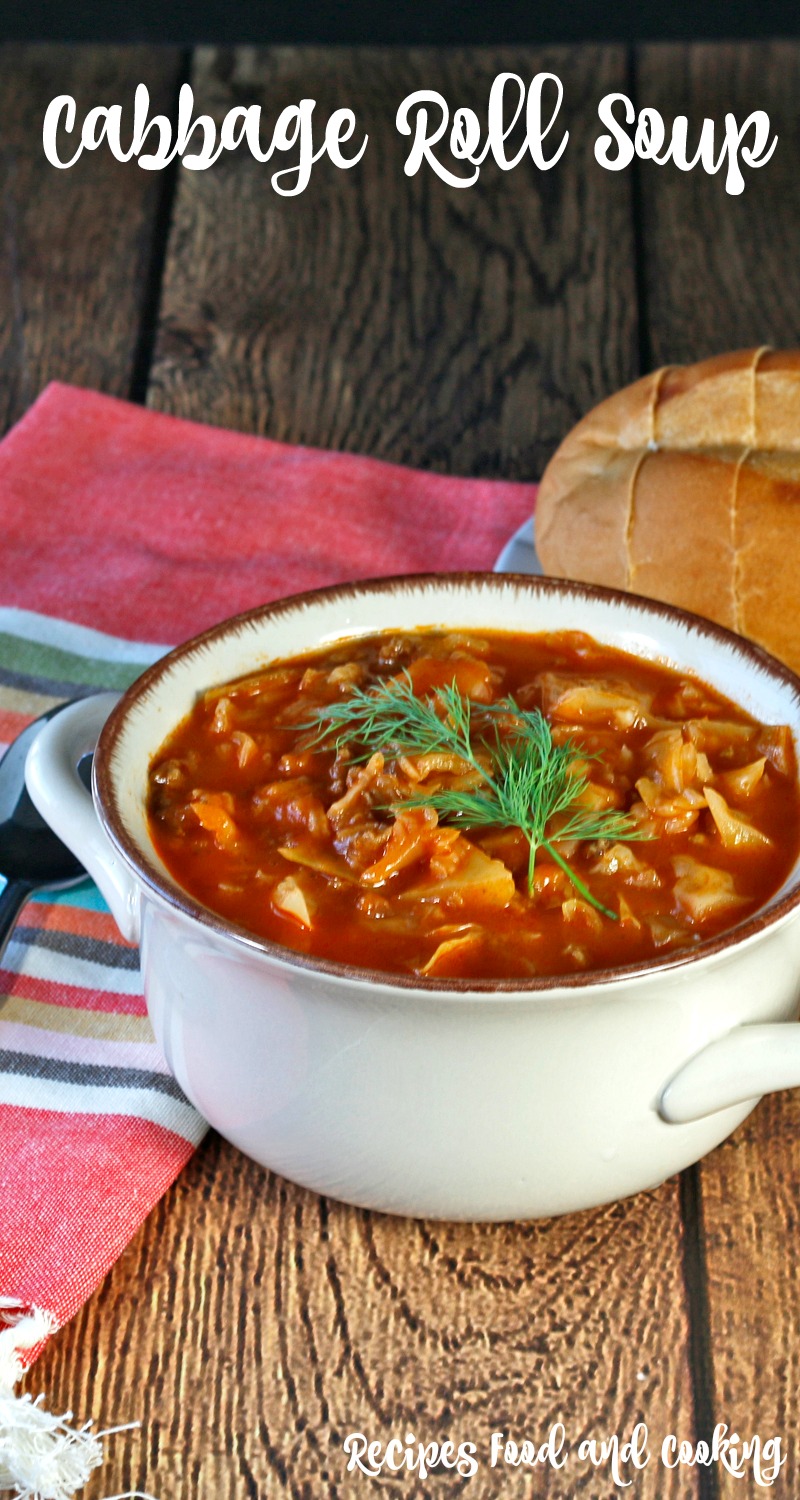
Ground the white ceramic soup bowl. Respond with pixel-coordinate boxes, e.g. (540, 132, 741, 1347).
(25, 574, 800, 1221)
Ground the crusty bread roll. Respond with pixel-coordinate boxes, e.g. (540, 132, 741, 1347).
(535, 348, 800, 675)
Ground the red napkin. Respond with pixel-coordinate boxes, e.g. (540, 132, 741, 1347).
(1, 383, 534, 642)
(0, 383, 535, 1448)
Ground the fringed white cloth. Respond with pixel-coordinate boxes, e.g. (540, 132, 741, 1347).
(0, 1301, 155, 1500)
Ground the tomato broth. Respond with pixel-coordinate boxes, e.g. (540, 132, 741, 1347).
(146, 629, 800, 980)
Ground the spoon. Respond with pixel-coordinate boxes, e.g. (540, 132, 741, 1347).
(0, 704, 86, 965)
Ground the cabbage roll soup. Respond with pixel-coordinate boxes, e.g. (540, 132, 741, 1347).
(146, 629, 800, 980)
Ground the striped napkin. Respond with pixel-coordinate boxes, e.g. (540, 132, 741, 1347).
(0, 608, 211, 1496)
(0, 382, 534, 1494)
(0, 609, 206, 1379)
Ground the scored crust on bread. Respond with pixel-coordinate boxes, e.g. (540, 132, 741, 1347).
(535, 348, 800, 673)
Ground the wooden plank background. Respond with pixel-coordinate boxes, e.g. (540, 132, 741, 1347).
(1, 39, 797, 1499)
(148, 46, 639, 478)
(0, 46, 183, 431)
(638, 41, 800, 1500)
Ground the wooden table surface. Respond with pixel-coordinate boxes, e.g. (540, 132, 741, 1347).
(5, 40, 800, 1500)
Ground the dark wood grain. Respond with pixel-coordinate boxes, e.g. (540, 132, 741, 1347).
(148, 45, 638, 478)
(0, 44, 183, 432)
(637, 41, 800, 1499)
(697, 1097, 800, 1498)
(636, 42, 800, 363)
(20, 44, 707, 1500)
(33, 1137, 700, 1499)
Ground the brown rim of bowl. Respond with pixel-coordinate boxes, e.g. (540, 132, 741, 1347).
(94, 571, 800, 996)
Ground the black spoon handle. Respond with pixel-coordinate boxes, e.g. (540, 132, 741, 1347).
(0, 877, 35, 966)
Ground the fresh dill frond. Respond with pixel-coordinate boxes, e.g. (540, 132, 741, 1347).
(303, 671, 459, 759)
(303, 674, 644, 919)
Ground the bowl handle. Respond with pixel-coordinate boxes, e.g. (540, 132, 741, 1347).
(660, 1024, 800, 1123)
(25, 693, 141, 944)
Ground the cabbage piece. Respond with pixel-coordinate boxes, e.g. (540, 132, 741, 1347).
(231, 730, 259, 769)
(661, 678, 725, 718)
(299, 667, 326, 693)
(327, 751, 385, 828)
(643, 727, 698, 794)
(685, 719, 757, 755)
(397, 837, 515, 912)
(437, 633, 493, 657)
(569, 780, 623, 812)
(327, 661, 365, 688)
(757, 723, 794, 774)
(634, 778, 704, 834)
(397, 751, 482, 789)
(272, 875, 314, 929)
(538, 673, 652, 729)
(618, 895, 641, 929)
(591, 843, 661, 887)
(419, 916, 482, 937)
(673, 854, 748, 921)
(635, 777, 704, 812)
(361, 806, 453, 886)
(716, 758, 767, 799)
(646, 914, 693, 948)
(279, 841, 358, 882)
(561, 897, 603, 934)
(695, 751, 714, 784)
(403, 654, 498, 702)
(704, 786, 772, 850)
(626, 800, 659, 838)
(206, 666, 297, 704)
(211, 696, 233, 734)
(419, 932, 486, 977)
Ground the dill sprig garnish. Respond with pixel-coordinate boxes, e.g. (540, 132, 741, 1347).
(304, 673, 643, 919)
